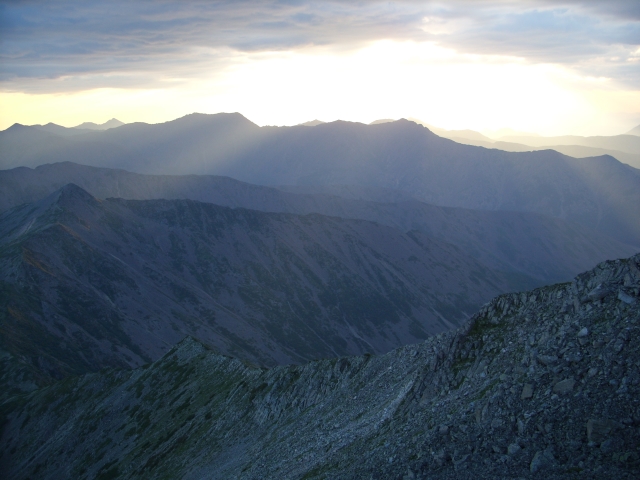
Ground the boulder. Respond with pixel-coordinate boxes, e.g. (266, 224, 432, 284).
(521, 383, 534, 400)
(553, 378, 575, 394)
(587, 419, 619, 445)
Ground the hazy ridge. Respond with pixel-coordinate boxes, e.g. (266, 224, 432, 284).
(2, 114, 638, 247)
(1, 162, 636, 284)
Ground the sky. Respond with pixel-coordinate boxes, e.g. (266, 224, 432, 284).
(1, 1, 639, 136)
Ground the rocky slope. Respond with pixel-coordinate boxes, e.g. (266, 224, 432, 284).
(1, 162, 636, 284)
(2, 114, 640, 245)
(0, 184, 527, 383)
(1, 254, 638, 479)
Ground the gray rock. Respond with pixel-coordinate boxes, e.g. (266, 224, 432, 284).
(508, 443, 521, 455)
(521, 383, 534, 399)
(577, 327, 589, 337)
(553, 378, 576, 394)
(403, 468, 416, 480)
(574, 294, 584, 307)
(618, 290, 636, 305)
(537, 355, 558, 366)
(587, 284, 610, 301)
(530, 447, 555, 473)
(587, 419, 619, 444)
(600, 439, 615, 453)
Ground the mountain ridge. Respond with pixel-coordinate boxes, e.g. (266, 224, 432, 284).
(73, 118, 125, 130)
(1, 184, 532, 384)
(1, 162, 636, 284)
(2, 113, 638, 246)
(627, 124, 640, 136)
(2, 252, 638, 478)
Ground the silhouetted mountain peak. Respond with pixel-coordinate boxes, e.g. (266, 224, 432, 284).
(73, 118, 124, 130)
(396, 117, 426, 127)
(298, 119, 325, 127)
(171, 111, 258, 128)
(45, 183, 101, 211)
(369, 118, 396, 125)
(57, 182, 96, 199)
(0, 184, 100, 246)
(4, 123, 30, 132)
(1, 123, 64, 139)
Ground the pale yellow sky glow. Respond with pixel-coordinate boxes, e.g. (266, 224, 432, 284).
(2, 40, 639, 136)
(2, 1, 639, 137)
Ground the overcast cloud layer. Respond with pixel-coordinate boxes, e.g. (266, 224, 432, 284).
(1, 0, 639, 93)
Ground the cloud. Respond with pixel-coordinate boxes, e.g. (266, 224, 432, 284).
(0, 0, 638, 93)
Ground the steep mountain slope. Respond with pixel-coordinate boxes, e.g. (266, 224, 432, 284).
(411, 119, 640, 169)
(214, 120, 640, 246)
(2, 254, 638, 479)
(500, 133, 640, 155)
(1, 163, 636, 284)
(0, 184, 526, 381)
(0, 124, 131, 169)
(0, 112, 259, 173)
(429, 132, 640, 170)
(2, 114, 640, 245)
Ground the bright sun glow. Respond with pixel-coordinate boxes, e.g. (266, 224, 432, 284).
(2, 41, 639, 136)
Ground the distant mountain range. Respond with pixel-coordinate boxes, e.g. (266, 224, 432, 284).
(2, 114, 640, 479)
(416, 119, 640, 170)
(298, 119, 325, 127)
(626, 123, 640, 136)
(19, 118, 126, 138)
(1, 113, 639, 246)
(1, 162, 636, 285)
(72, 118, 125, 130)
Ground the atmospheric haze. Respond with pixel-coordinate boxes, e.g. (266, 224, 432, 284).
(1, 1, 639, 136)
(2, 2, 640, 479)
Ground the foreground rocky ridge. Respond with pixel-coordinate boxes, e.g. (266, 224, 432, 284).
(2, 254, 639, 479)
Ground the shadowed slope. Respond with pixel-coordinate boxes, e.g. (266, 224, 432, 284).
(0, 184, 526, 383)
(1, 163, 636, 284)
(2, 254, 639, 479)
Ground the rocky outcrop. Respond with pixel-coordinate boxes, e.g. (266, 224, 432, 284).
(1, 253, 639, 479)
